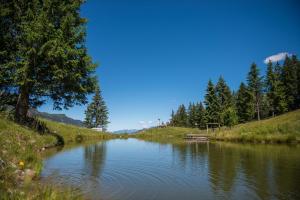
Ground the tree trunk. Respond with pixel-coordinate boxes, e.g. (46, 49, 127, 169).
(15, 86, 29, 123)
(256, 100, 260, 121)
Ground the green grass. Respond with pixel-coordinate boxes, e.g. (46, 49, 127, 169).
(0, 113, 113, 199)
(133, 126, 205, 143)
(211, 109, 300, 143)
(134, 109, 300, 144)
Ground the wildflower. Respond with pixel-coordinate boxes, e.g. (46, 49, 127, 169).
(19, 161, 25, 168)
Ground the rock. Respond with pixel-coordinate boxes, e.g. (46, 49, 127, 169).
(24, 169, 36, 180)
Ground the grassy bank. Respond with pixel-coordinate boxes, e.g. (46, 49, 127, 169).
(211, 109, 300, 143)
(133, 127, 204, 143)
(0, 114, 113, 199)
(135, 110, 300, 144)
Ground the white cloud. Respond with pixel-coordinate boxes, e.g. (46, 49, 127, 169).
(138, 120, 155, 129)
(264, 52, 291, 64)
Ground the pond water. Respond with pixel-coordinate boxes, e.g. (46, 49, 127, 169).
(41, 139, 300, 200)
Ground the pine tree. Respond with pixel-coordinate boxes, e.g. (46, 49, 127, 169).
(215, 76, 233, 125)
(187, 103, 197, 127)
(194, 102, 206, 129)
(297, 57, 300, 107)
(247, 63, 263, 120)
(282, 55, 298, 110)
(272, 62, 288, 114)
(170, 110, 175, 126)
(0, 0, 96, 122)
(204, 80, 220, 123)
(236, 82, 254, 123)
(175, 104, 188, 127)
(84, 86, 109, 131)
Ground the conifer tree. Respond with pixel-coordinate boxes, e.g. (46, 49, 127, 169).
(187, 103, 197, 127)
(0, 0, 96, 122)
(215, 76, 233, 125)
(282, 55, 298, 110)
(266, 62, 288, 115)
(236, 82, 254, 123)
(84, 86, 109, 131)
(175, 104, 188, 127)
(204, 80, 220, 123)
(266, 61, 276, 116)
(170, 110, 175, 126)
(247, 63, 263, 120)
(194, 102, 206, 129)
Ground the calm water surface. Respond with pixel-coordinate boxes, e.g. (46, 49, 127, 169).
(41, 139, 300, 200)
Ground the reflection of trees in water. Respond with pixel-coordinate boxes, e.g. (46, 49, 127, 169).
(208, 143, 238, 198)
(171, 142, 209, 170)
(84, 142, 107, 177)
(208, 143, 300, 200)
(171, 142, 300, 199)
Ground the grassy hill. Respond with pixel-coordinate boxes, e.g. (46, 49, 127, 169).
(135, 109, 300, 143)
(211, 109, 300, 143)
(0, 114, 113, 199)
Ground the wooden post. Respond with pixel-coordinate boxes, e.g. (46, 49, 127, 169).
(206, 124, 208, 134)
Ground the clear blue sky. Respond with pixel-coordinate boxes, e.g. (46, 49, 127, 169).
(40, 0, 300, 131)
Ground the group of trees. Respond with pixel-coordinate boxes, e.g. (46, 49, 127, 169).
(170, 55, 300, 128)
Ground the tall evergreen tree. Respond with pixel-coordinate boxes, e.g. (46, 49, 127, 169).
(0, 0, 96, 122)
(247, 63, 263, 120)
(236, 82, 254, 123)
(270, 62, 288, 115)
(175, 104, 188, 127)
(282, 55, 298, 110)
(170, 110, 175, 126)
(215, 76, 233, 125)
(194, 102, 206, 129)
(204, 80, 220, 123)
(187, 103, 197, 127)
(84, 86, 109, 131)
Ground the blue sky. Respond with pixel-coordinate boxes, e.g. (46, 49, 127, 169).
(40, 0, 300, 131)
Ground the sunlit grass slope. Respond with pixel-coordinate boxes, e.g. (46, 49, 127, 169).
(0, 114, 112, 199)
(134, 127, 205, 143)
(135, 110, 300, 144)
(212, 109, 300, 143)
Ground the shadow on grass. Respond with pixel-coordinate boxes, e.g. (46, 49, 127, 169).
(19, 116, 65, 146)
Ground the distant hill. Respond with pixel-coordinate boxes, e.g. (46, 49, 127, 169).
(28, 109, 84, 127)
(113, 129, 140, 134)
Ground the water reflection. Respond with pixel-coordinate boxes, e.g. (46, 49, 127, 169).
(170, 142, 300, 200)
(84, 142, 107, 177)
(42, 139, 300, 200)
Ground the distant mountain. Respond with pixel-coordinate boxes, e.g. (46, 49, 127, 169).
(28, 109, 84, 127)
(113, 129, 140, 134)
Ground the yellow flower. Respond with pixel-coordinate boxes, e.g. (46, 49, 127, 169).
(19, 161, 24, 167)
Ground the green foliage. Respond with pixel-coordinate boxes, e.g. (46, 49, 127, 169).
(223, 107, 238, 128)
(84, 85, 109, 131)
(247, 63, 263, 120)
(204, 80, 220, 123)
(216, 76, 234, 125)
(172, 104, 188, 127)
(282, 55, 299, 110)
(0, 0, 97, 121)
(266, 62, 288, 115)
(235, 82, 254, 122)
